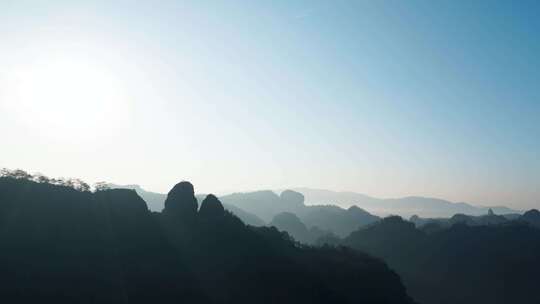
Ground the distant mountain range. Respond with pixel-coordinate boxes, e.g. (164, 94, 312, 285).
(110, 184, 520, 219)
(292, 187, 520, 218)
(410, 208, 540, 230)
(109, 184, 521, 240)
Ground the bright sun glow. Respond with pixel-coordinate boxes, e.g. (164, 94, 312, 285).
(2, 51, 129, 141)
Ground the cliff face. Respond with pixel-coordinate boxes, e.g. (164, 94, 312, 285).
(0, 177, 415, 304)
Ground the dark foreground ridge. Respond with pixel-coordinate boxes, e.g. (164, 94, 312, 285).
(343, 216, 540, 304)
(0, 177, 415, 304)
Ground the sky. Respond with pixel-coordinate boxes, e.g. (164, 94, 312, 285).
(0, 0, 539, 209)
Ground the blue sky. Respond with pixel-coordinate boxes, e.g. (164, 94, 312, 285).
(0, 1, 538, 209)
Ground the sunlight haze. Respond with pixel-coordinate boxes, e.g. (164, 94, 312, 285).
(0, 1, 538, 209)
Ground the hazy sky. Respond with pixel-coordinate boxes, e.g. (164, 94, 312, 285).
(0, 1, 539, 209)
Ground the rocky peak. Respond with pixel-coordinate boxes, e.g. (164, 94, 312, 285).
(199, 194, 225, 219)
(163, 181, 198, 219)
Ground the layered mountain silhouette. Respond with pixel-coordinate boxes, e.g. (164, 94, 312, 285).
(0, 176, 415, 304)
(109, 183, 265, 227)
(220, 190, 299, 222)
(269, 212, 313, 244)
(109, 185, 380, 239)
(107, 184, 522, 241)
(221, 190, 380, 237)
(293, 187, 519, 218)
(342, 215, 540, 304)
(268, 212, 338, 244)
(409, 208, 535, 229)
(300, 205, 380, 237)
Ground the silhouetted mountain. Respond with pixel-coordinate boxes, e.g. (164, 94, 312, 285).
(267, 212, 338, 245)
(293, 187, 519, 218)
(345, 217, 425, 267)
(451, 210, 508, 226)
(269, 212, 313, 244)
(0, 177, 415, 304)
(501, 213, 522, 220)
(110, 185, 521, 239)
(107, 183, 166, 211)
(308, 226, 339, 245)
(343, 216, 540, 304)
(111, 186, 379, 236)
(521, 209, 540, 228)
(0, 177, 203, 303)
(220, 190, 295, 222)
(314, 232, 342, 247)
(109, 183, 265, 226)
(163, 181, 199, 221)
(199, 194, 225, 219)
(280, 190, 306, 208)
(220, 203, 266, 226)
(301, 205, 380, 237)
(410, 209, 516, 228)
(223, 190, 380, 238)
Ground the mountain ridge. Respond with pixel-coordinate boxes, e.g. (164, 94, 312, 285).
(291, 187, 520, 217)
(0, 176, 416, 304)
(110, 184, 520, 218)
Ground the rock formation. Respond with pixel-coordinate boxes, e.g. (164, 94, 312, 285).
(163, 181, 198, 220)
(199, 194, 225, 219)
